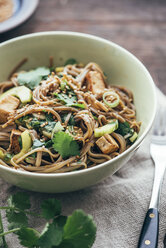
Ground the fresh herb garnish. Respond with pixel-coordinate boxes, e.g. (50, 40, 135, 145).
(54, 92, 85, 109)
(52, 131, 80, 159)
(116, 121, 134, 138)
(18, 67, 50, 90)
(61, 113, 76, 126)
(17, 115, 56, 137)
(45, 140, 53, 148)
(64, 58, 77, 66)
(0, 192, 96, 248)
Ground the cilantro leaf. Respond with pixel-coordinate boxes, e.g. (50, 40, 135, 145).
(18, 67, 50, 90)
(34, 67, 50, 76)
(116, 121, 134, 137)
(41, 199, 61, 220)
(7, 192, 31, 210)
(54, 93, 76, 106)
(38, 220, 63, 248)
(29, 118, 42, 129)
(64, 58, 77, 66)
(6, 210, 28, 230)
(54, 93, 85, 109)
(52, 132, 80, 159)
(17, 227, 39, 248)
(6, 192, 30, 230)
(63, 210, 96, 248)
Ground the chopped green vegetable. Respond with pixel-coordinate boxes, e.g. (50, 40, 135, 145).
(3, 153, 13, 162)
(61, 113, 76, 125)
(92, 115, 98, 121)
(18, 67, 50, 90)
(0, 86, 32, 104)
(52, 131, 80, 158)
(0, 192, 96, 248)
(0, 150, 4, 160)
(103, 91, 120, 108)
(60, 80, 67, 91)
(45, 113, 54, 122)
(64, 58, 77, 66)
(13, 130, 32, 161)
(32, 139, 45, 149)
(51, 121, 64, 138)
(116, 121, 134, 137)
(129, 132, 138, 142)
(94, 120, 118, 138)
(54, 92, 85, 109)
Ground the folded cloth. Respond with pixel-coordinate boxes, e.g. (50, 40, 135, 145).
(0, 88, 165, 248)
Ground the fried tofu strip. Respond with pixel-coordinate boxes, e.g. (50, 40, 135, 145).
(96, 134, 119, 154)
(0, 95, 20, 124)
(86, 71, 105, 98)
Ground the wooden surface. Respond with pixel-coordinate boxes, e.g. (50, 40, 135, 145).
(0, 0, 166, 93)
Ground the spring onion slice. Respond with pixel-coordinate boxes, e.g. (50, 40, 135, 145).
(94, 120, 118, 138)
(129, 132, 138, 142)
(103, 91, 120, 108)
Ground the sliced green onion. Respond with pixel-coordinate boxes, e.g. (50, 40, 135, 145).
(129, 132, 138, 142)
(60, 81, 67, 91)
(51, 121, 64, 139)
(103, 91, 120, 108)
(94, 120, 118, 138)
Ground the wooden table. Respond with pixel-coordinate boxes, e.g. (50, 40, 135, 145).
(0, 0, 166, 93)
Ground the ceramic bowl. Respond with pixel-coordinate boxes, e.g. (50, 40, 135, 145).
(0, 32, 156, 193)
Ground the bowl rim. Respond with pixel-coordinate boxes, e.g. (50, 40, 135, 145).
(0, 31, 157, 178)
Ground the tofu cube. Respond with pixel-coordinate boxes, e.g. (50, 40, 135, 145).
(86, 71, 105, 98)
(0, 95, 20, 124)
(9, 129, 22, 154)
(96, 134, 119, 154)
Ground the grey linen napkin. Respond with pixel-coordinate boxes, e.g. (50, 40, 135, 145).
(0, 88, 166, 248)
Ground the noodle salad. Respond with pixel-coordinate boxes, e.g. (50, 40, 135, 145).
(0, 59, 141, 173)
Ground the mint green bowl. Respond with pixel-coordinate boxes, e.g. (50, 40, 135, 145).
(0, 32, 156, 193)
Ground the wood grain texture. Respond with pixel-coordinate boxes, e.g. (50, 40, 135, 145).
(0, 0, 166, 92)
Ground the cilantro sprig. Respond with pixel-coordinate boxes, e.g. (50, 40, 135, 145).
(52, 131, 80, 159)
(54, 92, 85, 109)
(116, 121, 134, 138)
(0, 192, 96, 248)
(18, 67, 50, 90)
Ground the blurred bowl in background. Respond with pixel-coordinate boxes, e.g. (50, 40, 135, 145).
(0, 0, 39, 33)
